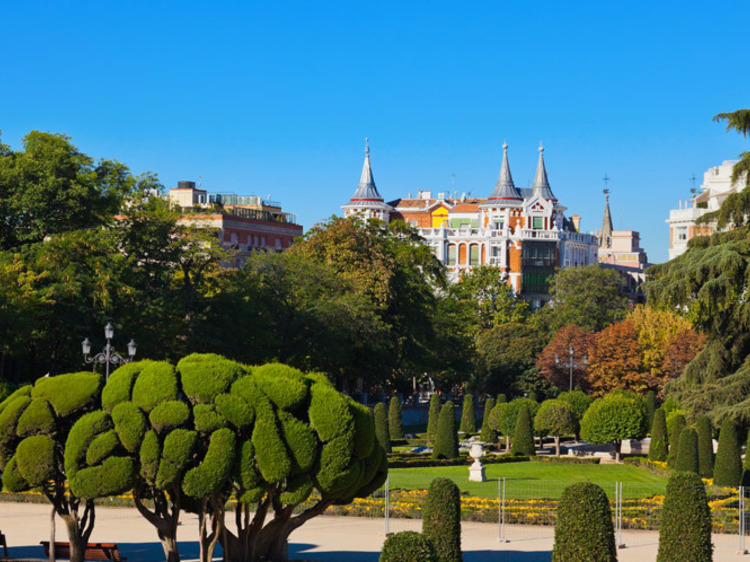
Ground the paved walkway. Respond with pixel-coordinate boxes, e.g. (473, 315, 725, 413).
(0, 502, 745, 560)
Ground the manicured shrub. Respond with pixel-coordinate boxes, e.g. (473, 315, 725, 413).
(695, 415, 714, 478)
(534, 399, 575, 456)
(675, 427, 699, 473)
(111, 401, 147, 453)
(426, 394, 440, 444)
(648, 408, 668, 462)
(511, 404, 535, 456)
(488, 398, 540, 452)
(350, 402, 375, 460)
(253, 363, 308, 410)
(657, 472, 712, 561)
(422, 478, 462, 562)
(496, 394, 507, 404)
(15, 398, 55, 437)
(714, 417, 742, 487)
(380, 531, 437, 562)
(131, 361, 178, 412)
(279, 411, 317, 472)
(193, 403, 228, 432)
(16, 434, 57, 486)
(31, 372, 102, 417)
(666, 413, 685, 468)
(139, 429, 160, 483)
(214, 392, 254, 428)
(479, 398, 496, 444)
(70, 456, 134, 499)
(432, 401, 458, 460)
(645, 390, 656, 428)
(1, 456, 27, 491)
(552, 481, 615, 562)
(581, 391, 648, 462)
(374, 402, 391, 454)
(102, 361, 148, 412)
(459, 394, 475, 434)
(0, 381, 18, 404)
(156, 429, 197, 488)
(252, 406, 292, 483)
(177, 353, 242, 405)
(149, 400, 190, 433)
(86, 430, 120, 466)
(389, 396, 404, 439)
(182, 428, 236, 497)
(64, 410, 112, 479)
(309, 382, 354, 442)
(557, 390, 593, 440)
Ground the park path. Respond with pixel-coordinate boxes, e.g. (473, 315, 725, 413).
(0, 501, 743, 561)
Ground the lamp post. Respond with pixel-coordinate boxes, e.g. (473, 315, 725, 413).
(555, 345, 588, 392)
(82, 322, 136, 382)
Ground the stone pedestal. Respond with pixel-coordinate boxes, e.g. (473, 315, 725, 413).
(468, 442, 486, 482)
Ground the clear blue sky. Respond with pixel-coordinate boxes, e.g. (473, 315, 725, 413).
(1, 2, 748, 262)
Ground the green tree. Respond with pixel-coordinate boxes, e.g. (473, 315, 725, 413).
(459, 394, 476, 434)
(422, 478, 462, 562)
(380, 531, 437, 562)
(534, 399, 575, 456)
(426, 394, 441, 444)
(714, 418, 742, 487)
(580, 391, 648, 462)
(557, 390, 593, 441)
(511, 404, 535, 456)
(666, 414, 686, 468)
(552, 482, 616, 562)
(479, 397, 496, 444)
(695, 415, 714, 478)
(675, 427, 699, 473)
(374, 402, 391, 454)
(648, 408, 668, 462)
(389, 396, 404, 440)
(657, 472, 712, 562)
(645, 390, 657, 428)
(475, 322, 546, 395)
(433, 401, 458, 460)
(488, 398, 540, 452)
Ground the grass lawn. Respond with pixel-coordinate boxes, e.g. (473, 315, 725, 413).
(388, 461, 668, 499)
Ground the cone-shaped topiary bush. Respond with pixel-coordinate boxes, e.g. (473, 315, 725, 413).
(511, 404, 535, 456)
(657, 472, 712, 561)
(459, 394, 475, 434)
(422, 477, 462, 562)
(666, 413, 685, 468)
(552, 482, 616, 562)
(649, 408, 668, 462)
(714, 417, 742, 487)
(432, 401, 458, 460)
(374, 402, 391, 454)
(388, 396, 403, 440)
(645, 390, 656, 428)
(479, 398, 496, 444)
(426, 394, 441, 444)
(380, 531, 437, 562)
(695, 415, 714, 478)
(675, 427, 699, 473)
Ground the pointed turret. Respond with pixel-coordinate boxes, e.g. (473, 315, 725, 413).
(599, 189, 613, 248)
(488, 142, 522, 201)
(531, 143, 557, 201)
(350, 138, 383, 202)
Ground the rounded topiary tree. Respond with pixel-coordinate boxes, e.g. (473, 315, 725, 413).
(657, 472, 712, 561)
(580, 391, 647, 462)
(374, 402, 391, 454)
(459, 394, 475, 434)
(695, 415, 714, 478)
(666, 413, 686, 468)
(432, 401, 458, 460)
(648, 407, 668, 462)
(380, 531, 437, 562)
(557, 390, 592, 441)
(488, 397, 539, 453)
(511, 404, 535, 456)
(479, 397, 496, 444)
(388, 396, 403, 440)
(645, 390, 656, 428)
(534, 399, 575, 456)
(552, 482, 616, 561)
(426, 394, 441, 444)
(714, 417, 742, 487)
(422, 477, 462, 562)
(675, 427, 699, 473)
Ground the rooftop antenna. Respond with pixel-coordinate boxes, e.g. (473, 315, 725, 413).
(198, 175, 203, 189)
(690, 173, 697, 192)
(603, 173, 610, 190)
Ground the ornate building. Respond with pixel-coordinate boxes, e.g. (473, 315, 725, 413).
(342, 141, 598, 303)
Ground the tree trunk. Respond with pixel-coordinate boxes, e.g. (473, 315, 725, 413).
(62, 516, 86, 562)
(133, 485, 181, 562)
(554, 435, 560, 457)
(614, 440, 621, 463)
(49, 506, 56, 562)
(505, 435, 510, 453)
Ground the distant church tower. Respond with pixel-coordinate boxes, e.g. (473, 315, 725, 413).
(341, 138, 393, 221)
(599, 189, 613, 249)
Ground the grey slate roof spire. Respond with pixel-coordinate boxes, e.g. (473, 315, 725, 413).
(350, 137, 383, 201)
(599, 189, 613, 248)
(532, 142, 557, 201)
(488, 142, 522, 201)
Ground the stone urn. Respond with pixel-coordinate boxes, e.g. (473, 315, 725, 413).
(468, 441, 486, 482)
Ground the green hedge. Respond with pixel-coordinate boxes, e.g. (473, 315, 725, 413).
(714, 417, 742, 487)
(149, 400, 190, 433)
(426, 394, 440, 444)
(139, 429, 160, 483)
(111, 401, 147, 453)
(315, 433, 354, 494)
(64, 410, 112, 479)
(389, 396, 404, 440)
(648, 408, 668, 462)
(459, 394, 475, 434)
(131, 361, 178, 412)
(1, 456, 28, 492)
(374, 402, 390, 454)
(279, 411, 318, 473)
(16, 434, 57, 486)
(178, 354, 244, 405)
(675, 427, 699, 473)
(666, 413, 685, 468)
(657, 472, 712, 561)
(552, 482, 616, 562)
(156, 429, 197, 489)
(182, 428, 236, 497)
(695, 415, 713, 478)
(280, 473, 314, 505)
(433, 401, 458, 460)
(380, 531, 437, 562)
(70, 456, 134, 499)
(15, 398, 55, 437)
(102, 362, 147, 412)
(422, 477, 462, 562)
(254, 363, 308, 411)
(193, 404, 228, 433)
(309, 383, 353, 442)
(252, 407, 292, 483)
(31, 372, 101, 417)
(215, 392, 254, 428)
(86, 430, 120, 466)
(511, 404, 534, 456)
(350, 401, 375, 460)
(479, 398, 496, 444)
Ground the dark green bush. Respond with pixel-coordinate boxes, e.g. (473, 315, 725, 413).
(156, 429, 197, 489)
(31, 372, 101, 417)
(182, 428, 236, 497)
(374, 402, 391, 454)
(254, 363, 308, 410)
(252, 407, 292, 483)
(64, 410, 112, 479)
(280, 473, 314, 505)
(193, 403, 228, 432)
(309, 382, 354, 442)
(666, 413, 685, 468)
(645, 390, 656, 428)
(149, 400, 190, 433)
(380, 531, 437, 562)
(479, 398, 496, 444)
(1, 456, 28, 491)
(16, 434, 57, 486)
(422, 477, 462, 562)
(511, 404, 535, 456)
(557, 390, 592, 430)
(177, 353, 243, 405)
(86, 430, 121, 466)
(552, 482, 616, 562)
(695, 415, 714, 478)
(426, 394, 441, 444)
(214, 392, 254, 428)
(139, 429, 160, 483)
(235, 439, 262, 496)
(648, 408, 668, 462)
(111, 401, 147, 453)
(657, 472, 712, 561)
(459, 394, 475, 434)
(432, 401, 458, 460)
(131, 361, 178, 413)
(15, 397, 55, 437)
(714, 417, 742, 487)
(279, 411, 317, 473)
(102, 361, 148, 412)
(315, 433, 356, 495)
(675, 427, 699, 473)
(388, 396, 404, 440)
(0, 395, 31, 448)
(70, 456, 134, 499)
(350, 401, 375, 459)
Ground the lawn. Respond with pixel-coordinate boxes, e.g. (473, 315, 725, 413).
(388, 461, 668, 499)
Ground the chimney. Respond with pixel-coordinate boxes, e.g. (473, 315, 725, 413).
(177, 180, 196, 189)
(570, 214, 581, 232)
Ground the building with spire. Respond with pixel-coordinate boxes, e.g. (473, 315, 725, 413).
(341, 141, 598, 304)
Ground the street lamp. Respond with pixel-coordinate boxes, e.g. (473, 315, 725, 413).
(82, 323, 136, 382)
(555, 345, 588, 392)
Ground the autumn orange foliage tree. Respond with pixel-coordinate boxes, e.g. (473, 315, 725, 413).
(587, 319, 647, 395)
(536, 324, 596, 391)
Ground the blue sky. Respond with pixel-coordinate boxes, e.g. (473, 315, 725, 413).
(1, 2, 748, 262)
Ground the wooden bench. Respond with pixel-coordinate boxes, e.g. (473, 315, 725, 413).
(40, 541, 126, 561)
(0, 530, 7, 558)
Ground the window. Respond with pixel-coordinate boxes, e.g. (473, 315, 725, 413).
(532, 217, 544, 229)
(447, 245, 457, 265)
(677, 227, 688, 241)
(494, 220, 504, 230)
(469, 245, 479, 266)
